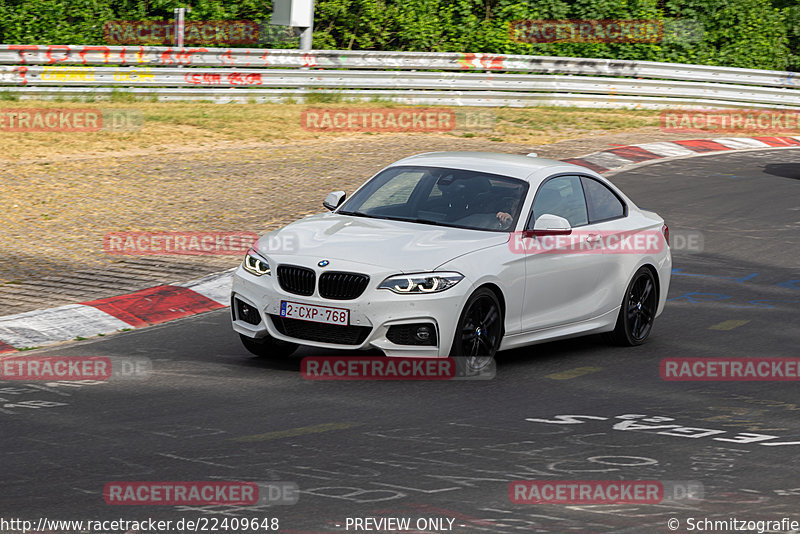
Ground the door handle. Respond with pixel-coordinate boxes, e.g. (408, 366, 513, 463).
(586, 233, 602, 243)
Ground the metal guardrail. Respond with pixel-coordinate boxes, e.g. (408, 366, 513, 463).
(5, 87, 796, 111)
(1, 44, 799, 109)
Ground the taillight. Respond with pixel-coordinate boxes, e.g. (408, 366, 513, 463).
(662, 224, 670, 247)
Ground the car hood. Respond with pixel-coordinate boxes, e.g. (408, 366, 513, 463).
(256, 213, 509, 272)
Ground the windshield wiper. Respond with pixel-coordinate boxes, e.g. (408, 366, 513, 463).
(338, 210, 373, 218)
(390, 217, 440, 226)
(386, 217, 502, 232)
(339, 212, 458, 228)
(339, 211, 406, 222)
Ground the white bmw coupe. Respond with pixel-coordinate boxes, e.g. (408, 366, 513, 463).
(231, 152, 671, 362)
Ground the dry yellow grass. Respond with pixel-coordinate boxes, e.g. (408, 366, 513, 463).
(0, 101, 667, 162)
(3, 101, 798, 163)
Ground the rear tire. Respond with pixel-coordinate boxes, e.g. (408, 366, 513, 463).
(607, 267, 658, 346)
(240, 333, 298, 358)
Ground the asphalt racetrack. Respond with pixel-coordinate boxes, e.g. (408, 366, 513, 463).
(2, 149, 799, 533)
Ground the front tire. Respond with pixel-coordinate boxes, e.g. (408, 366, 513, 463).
(607, 266, 658, 346)
(450, 287, 503, 372)
(240, 333, 298, 358)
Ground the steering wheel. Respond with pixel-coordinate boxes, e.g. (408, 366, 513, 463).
(495, 212, 513, 230)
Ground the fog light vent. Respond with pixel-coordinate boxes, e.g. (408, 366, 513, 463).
(386, 323, 437, 346)
(235, 297, 262, 326)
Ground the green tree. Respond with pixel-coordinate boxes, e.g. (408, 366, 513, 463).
(0, 0, 795, 70)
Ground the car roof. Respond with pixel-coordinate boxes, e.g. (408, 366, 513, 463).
(387, 151, 588, 181)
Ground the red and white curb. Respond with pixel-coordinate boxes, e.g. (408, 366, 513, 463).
(1, 135, 799, 353)
(0, 270, 233, 352)
(563, 136, 800, 174)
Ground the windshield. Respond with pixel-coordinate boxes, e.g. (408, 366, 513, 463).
(338, 165, 529, 232)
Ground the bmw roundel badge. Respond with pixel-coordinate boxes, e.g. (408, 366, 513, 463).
(318, 260, 330, 267)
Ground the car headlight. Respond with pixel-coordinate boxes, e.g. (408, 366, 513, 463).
(378, 272, 464, 294)
(243, 248, 271, 276)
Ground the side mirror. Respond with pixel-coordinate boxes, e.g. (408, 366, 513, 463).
(529, 213, 572, 236)
(323, 191, 346, 211)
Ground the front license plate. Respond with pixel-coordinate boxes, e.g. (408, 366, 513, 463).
(280, 301, 349, 325)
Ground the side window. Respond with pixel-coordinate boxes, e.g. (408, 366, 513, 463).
(581, 176, 625, 223)
(530, 175, 588, 228)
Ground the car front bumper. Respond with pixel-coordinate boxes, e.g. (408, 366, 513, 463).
(231, 262, 469, 357)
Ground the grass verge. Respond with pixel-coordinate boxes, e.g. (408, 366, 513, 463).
(0, 101, 667, 162)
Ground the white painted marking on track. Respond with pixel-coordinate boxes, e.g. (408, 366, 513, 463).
(0, 304, 130, 347)
(711, 138, 771, 149)
(635, 142, 696, 157)
(25, 383, 71, 397)
(582, 152, 635, 168)
(178, 269, 234, 306)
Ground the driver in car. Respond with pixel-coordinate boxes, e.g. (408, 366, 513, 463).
(496, 211, 512, 225)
